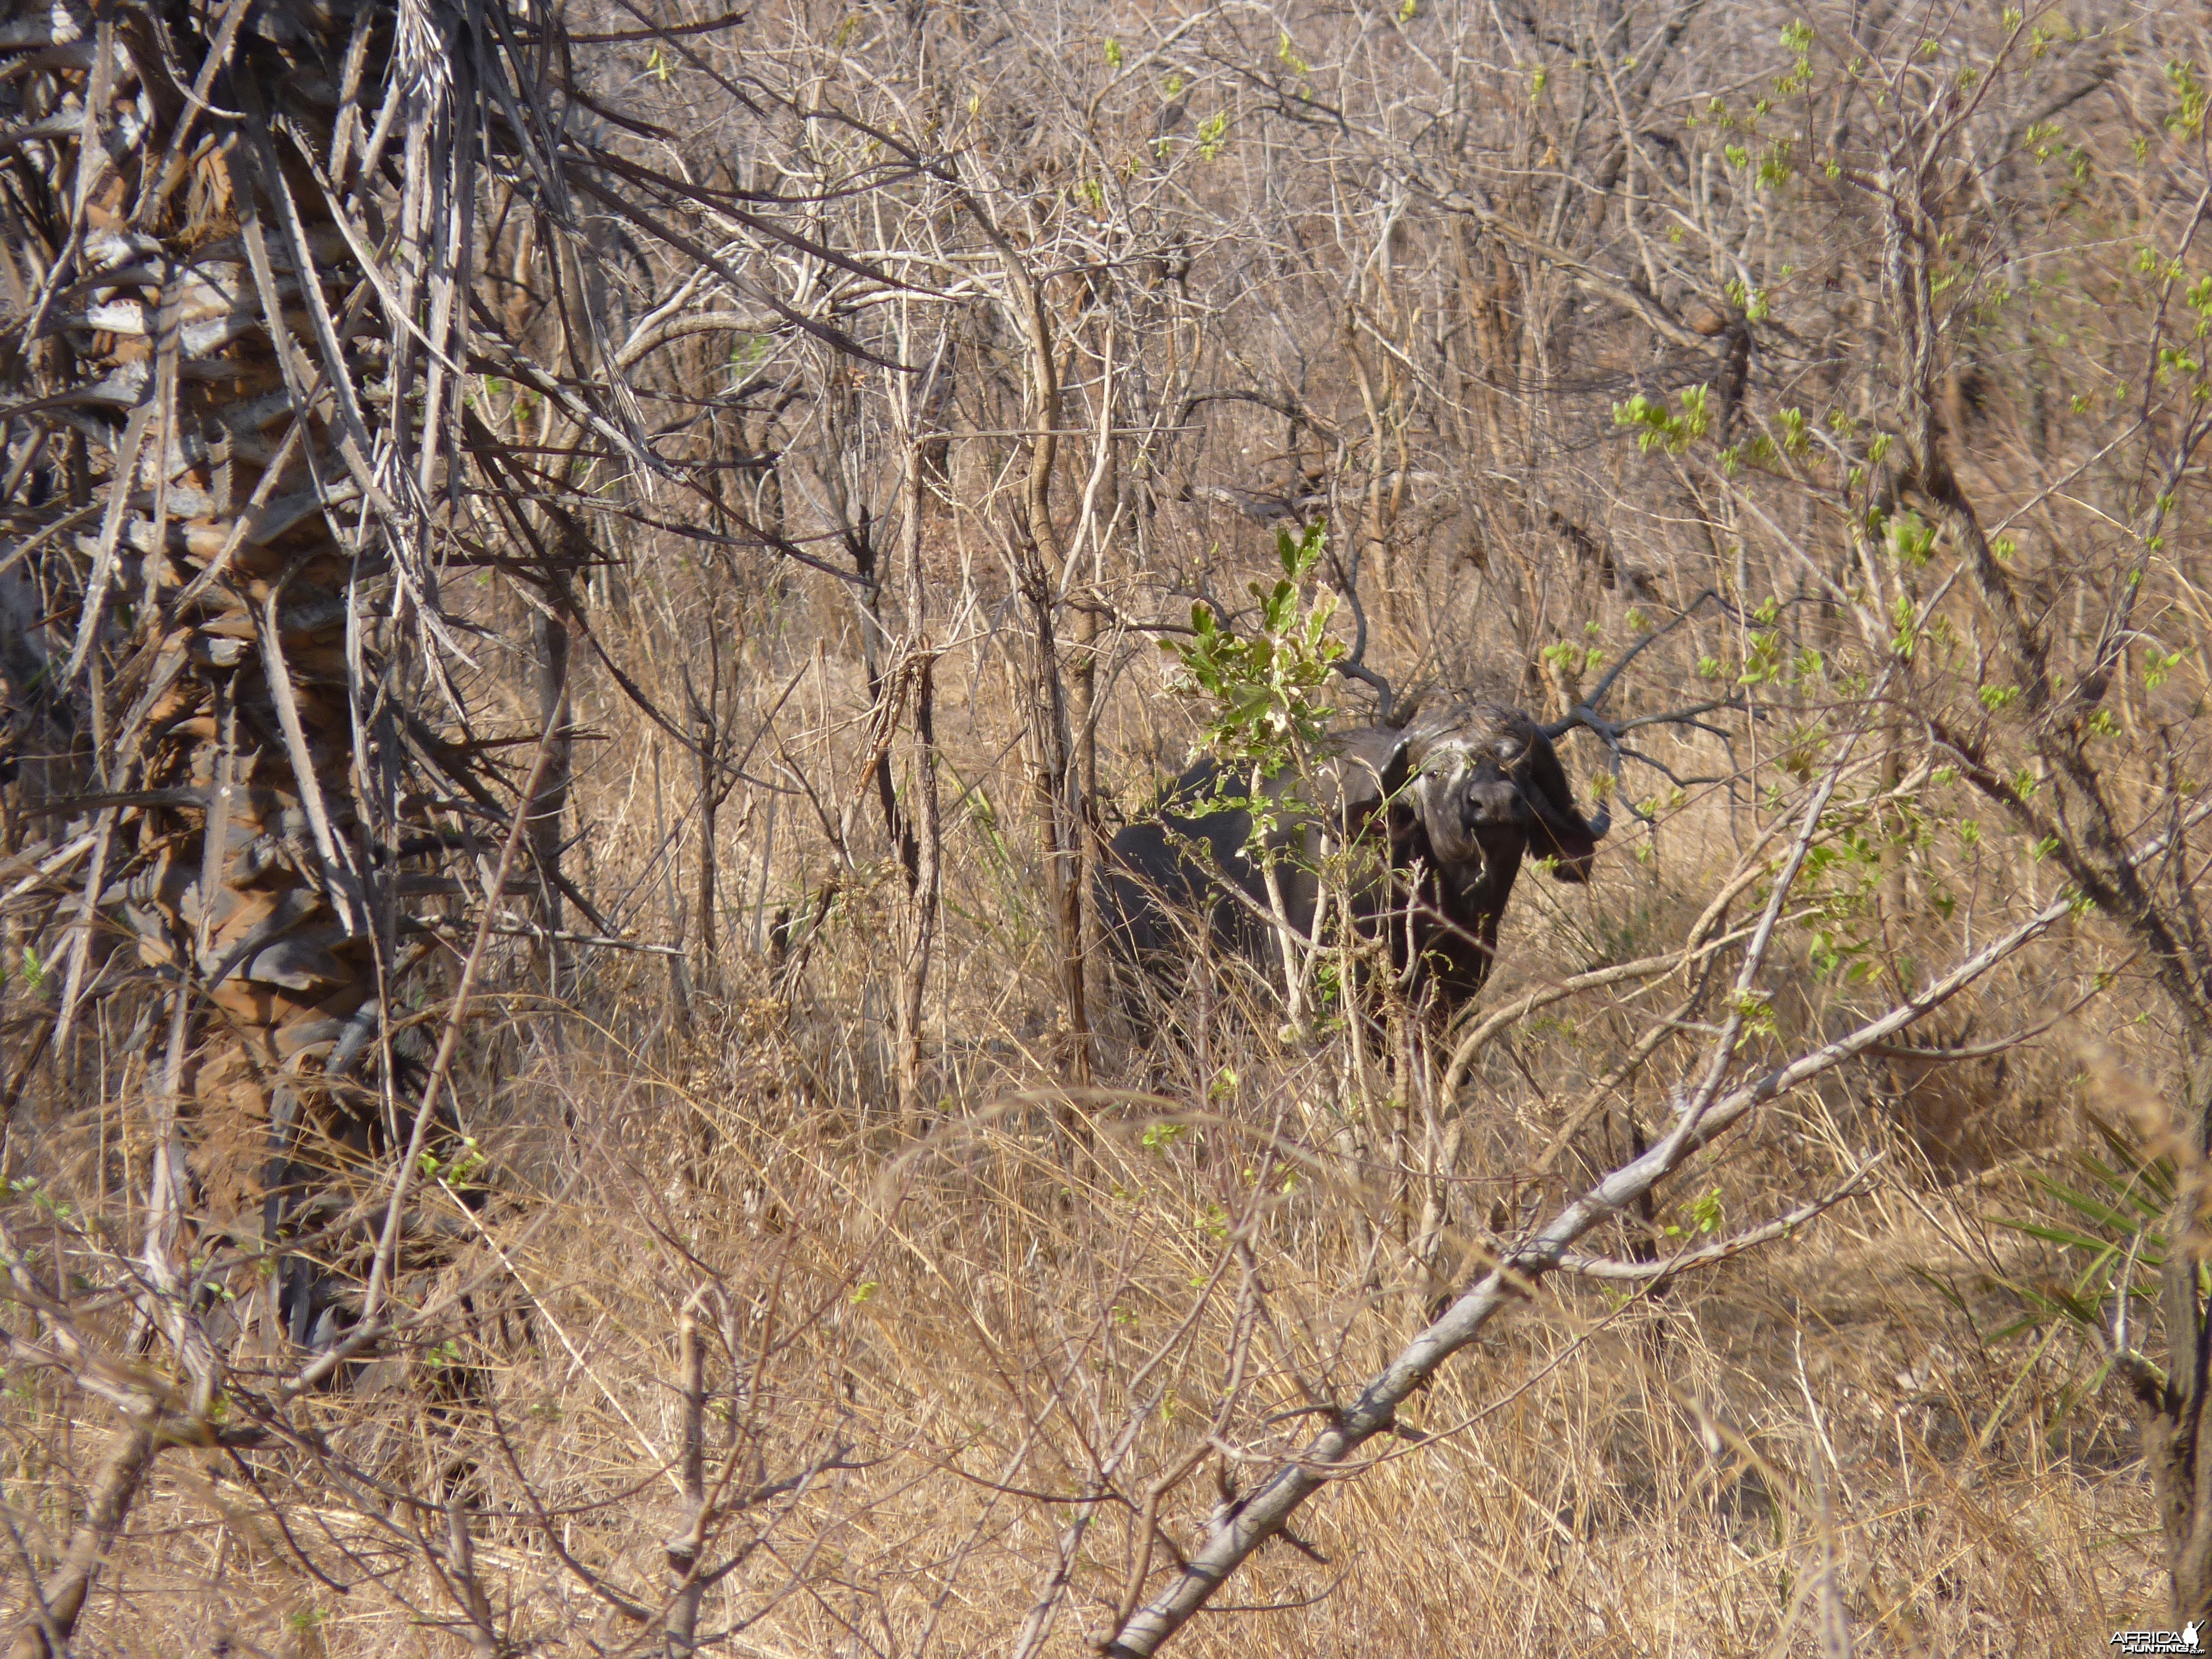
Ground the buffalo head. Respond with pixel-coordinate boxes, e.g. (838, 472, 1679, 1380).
(1324, 703, 1609, 1000)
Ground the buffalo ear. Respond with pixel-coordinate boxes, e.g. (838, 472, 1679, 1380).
(1524, 728, 1603, 882)
(1321, 727, 1410, 837)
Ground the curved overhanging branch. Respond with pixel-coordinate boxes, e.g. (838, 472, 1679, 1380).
(1101, 886, 2066, 1655)
(1095, 796, 2208, 1657)
(1556, 1154, 1888, 1282)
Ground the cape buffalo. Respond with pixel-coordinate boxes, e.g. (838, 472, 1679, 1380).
(1099, 702, 1608, 1010)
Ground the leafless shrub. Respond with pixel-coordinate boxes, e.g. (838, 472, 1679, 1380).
(5, 0, 2207, 1652)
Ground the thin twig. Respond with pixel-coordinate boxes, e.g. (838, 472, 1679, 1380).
(358, 698, 564, 1331)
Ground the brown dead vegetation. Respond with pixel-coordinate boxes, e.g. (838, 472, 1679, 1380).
(6, 0, 2211, 1654)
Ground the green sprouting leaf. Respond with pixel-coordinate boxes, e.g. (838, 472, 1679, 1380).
(1885, 509, 1935, 566)
(2168, 59, 2208, 137)
(1614, 385, 1712, 454)
(2145, 648, 2189, 690)
(1164, 519, 1344, 777)
(1687, 1188, 1725, 1236)
(2028, 1172, 2159, 1234)
(1961, 1107, 2174, 1385)
(1890, 593, 1921, 660)
(1990, 1215, 2123, 1256)
(2070, 1160, 2168, 1220)
(1729, 990, 1776, 1036)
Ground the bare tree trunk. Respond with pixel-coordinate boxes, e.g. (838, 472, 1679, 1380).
(530, 606, 574, 993)
(1018, 541, 1091, 1089)
(654, 741, 696, 1042)
(1070, 594, 1100, 939)
(1873, 148, 2212, 1625)
(752, 796, 779, 958)
(896, 658, 943, 1115)
(2136, 1045, 2212, 1625)
(684, 622, 742, 1003)
(951, 184, 1094, 1083)
(666, 1301, 708, 1657)
(444, 1498, 502, 1658)
(895, 428, 942, 1116)
(696, 723, 721, 983)
(6, 1426, 158, 1659)
(1012, 277, 1091, 1083)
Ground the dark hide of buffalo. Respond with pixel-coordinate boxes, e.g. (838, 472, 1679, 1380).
(1099, 703, 1608, 1012)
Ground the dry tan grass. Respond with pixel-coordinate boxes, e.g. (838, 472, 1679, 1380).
(13, 0, 2212, 1650)
(8, 628, 2172, 1657)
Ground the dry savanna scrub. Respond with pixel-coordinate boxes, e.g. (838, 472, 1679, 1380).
(3, 0, 2208, 1655)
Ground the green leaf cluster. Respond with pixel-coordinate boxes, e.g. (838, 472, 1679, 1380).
(1163, 519, 1345, 775)
(1614, 384, 1712, 453)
